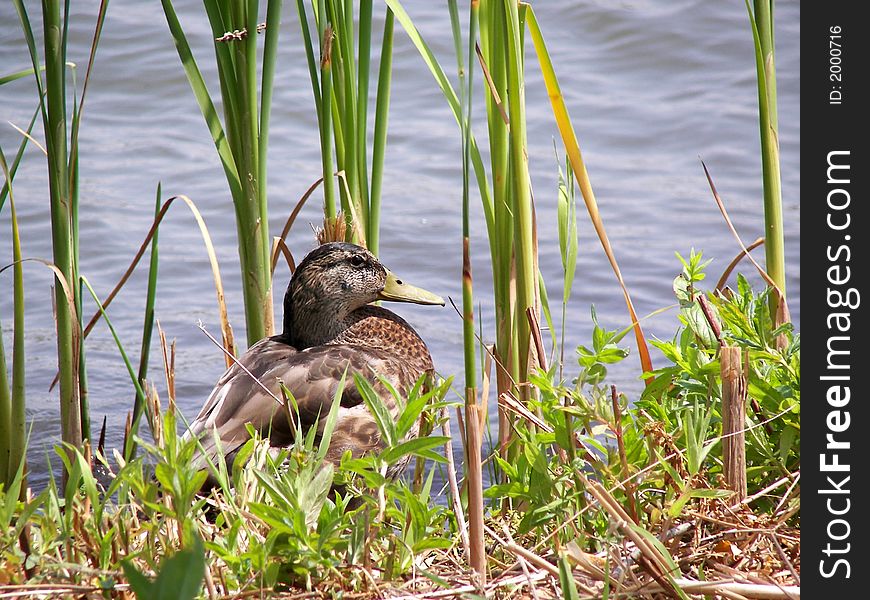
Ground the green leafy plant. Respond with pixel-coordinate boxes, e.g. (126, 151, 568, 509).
(641, 255, 800, 500)
(123, 535, 206, 600)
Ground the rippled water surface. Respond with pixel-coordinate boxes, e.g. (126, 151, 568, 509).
(0, 1, 799, 490)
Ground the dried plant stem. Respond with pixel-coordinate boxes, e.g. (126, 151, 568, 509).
(465, 390, 485, 586)
(611, 385, 638, 523)
(721, 347, 748, 501)
(441, 408, 469, 561)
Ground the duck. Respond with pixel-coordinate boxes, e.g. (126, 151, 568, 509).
(184, 241, 444, 481)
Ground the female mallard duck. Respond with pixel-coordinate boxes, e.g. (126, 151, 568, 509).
(184, 242, 444, 479)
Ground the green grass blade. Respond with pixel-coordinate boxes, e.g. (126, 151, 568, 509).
(80, 277, 148, 423)
(0, 148, 26, 489)
(353, 373, 396, 447)
(368, 7, 394, 255)
(10, 1, 47, 120)
(127, 185, 162, 461)
(259, 0, 284, 216)
(0, 104, 39, 226)
(557, 553, 581, 600)
(0, 66, 46, 86)
(314, 372, 347, 463)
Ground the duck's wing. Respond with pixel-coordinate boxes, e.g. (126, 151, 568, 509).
(184, 337, 420, 472)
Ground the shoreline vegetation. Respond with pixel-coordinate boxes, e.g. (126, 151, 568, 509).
(1, 1, 798, 598)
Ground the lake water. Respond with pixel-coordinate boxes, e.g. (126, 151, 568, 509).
(0, 0, 799, 491)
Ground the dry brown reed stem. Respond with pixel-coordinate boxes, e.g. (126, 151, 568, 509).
(702, 161, 790, 342)
(499, 525, 542, 600)
(697, 293, 723, 346)
(483, 524, 598, 596)
(440, 408, 469, 561)
(610, 385, 638, 523)
(721, 347, 748, 501)
(715, 236, 765, 292)
(580, 475, 681, 596)
(464, 387, 486, 586)
(203, 562, 218, 600)
(498, 390, 605, 473)
(640, 578, 800, 599)
(526, 307, 547, 373)
(732, 471, 797, 510)
(0, 583, 133, 597)
(388, 571, 551, 600)
(270, 237, 296, 275)
(474, 43, 509, 125)
(769, 534, 800, 586)
(269, 177, 324, 274)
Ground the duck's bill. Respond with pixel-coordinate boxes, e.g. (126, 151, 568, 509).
(378, 271, 445, 306)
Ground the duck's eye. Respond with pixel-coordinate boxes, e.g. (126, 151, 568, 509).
(349, 255, 366, 267)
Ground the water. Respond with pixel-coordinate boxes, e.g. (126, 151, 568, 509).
(0, 1, 799, 491)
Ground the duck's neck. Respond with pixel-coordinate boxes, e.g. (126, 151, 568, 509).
(281, 283, 354, 348)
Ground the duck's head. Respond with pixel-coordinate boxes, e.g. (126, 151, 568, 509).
(282, 242, 444, 346)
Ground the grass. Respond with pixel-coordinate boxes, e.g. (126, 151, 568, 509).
(0, 1, 798, 598)
(0, 268, 799, 597)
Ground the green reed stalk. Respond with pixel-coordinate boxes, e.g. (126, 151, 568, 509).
(746, 0, 785, 309)
(319, 22, 337, 219)
(43, 0, 81, 451)
(0, 103, 37, 485)
(502, 0, 536, 397)
(0, 321, 9, 486)
(14, 0, 83, 452)
(126, 186, 162, 461)
(449, 0, 485, 581)
(387, 0, 540, 465)
(70, 74, 91, 443)
(479, 1, 518, 414)
(297, 1, 395, 249)
(162, 0, 280, 345)
(369, 9, 394, 255)
(0, 149, 26, 490)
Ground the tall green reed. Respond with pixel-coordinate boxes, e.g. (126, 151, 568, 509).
(12, 0, 110, 460)
(161, 0, 281, 345)
(448, 0, 486, 581)
(295, 0, 395, 253)
(0, 149, 26, 490)
(387, 1, 654, 486)
(745, 0, 786, 317)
